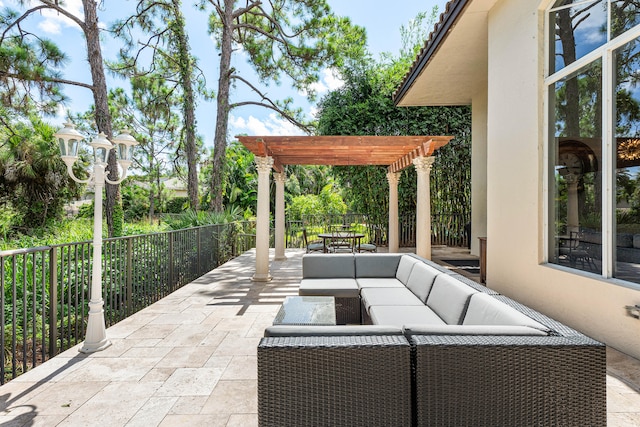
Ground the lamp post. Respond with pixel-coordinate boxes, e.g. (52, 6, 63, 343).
(55, 122, 138, 353)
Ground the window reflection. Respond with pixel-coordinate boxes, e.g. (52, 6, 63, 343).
(549, 0, 606, 74)
(551, 62, 603, 274)
(614, 38, 640, 284)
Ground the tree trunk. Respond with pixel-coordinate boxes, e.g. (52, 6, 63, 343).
(84, 0, 121, 237)
(210, 0, 234, 212)
(557, 8, 580, 136)
(172, 0, 199, 211)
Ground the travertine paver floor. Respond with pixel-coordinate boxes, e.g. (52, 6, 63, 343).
(0, 248, 637, 426)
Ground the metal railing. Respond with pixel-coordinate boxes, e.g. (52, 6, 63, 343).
(0, 221, 256, 384)
(286, 212, 470, 249)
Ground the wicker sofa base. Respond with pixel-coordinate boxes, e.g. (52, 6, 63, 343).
(335, 296, 361, 324)
(412, 335, 606, 427)
(257, 335, 412, 427)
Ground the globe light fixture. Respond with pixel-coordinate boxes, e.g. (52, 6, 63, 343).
(55, 121, 138, 353)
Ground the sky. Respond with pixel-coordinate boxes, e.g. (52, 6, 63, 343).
(2, 0, 448, 147)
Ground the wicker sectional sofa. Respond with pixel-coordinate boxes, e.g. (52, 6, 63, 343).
(257, 253, 606, 427)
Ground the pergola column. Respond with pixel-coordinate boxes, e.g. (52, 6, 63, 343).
(274, 171, 287, 261)
(253, 156, 274, 282)
(413, 156, 435, 259)
(387, 172, 400, 253)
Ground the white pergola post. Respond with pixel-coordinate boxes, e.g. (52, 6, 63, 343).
(274, 171, 287, 261)
(414, 156, 435, 259)
(253, 156, 274, 282)
(387, 172, 400, 253)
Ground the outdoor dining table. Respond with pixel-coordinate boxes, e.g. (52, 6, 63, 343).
(317, 231, 365, 253)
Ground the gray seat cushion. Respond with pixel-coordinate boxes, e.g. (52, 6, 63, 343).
(354, 254, 401, 278)
(395, 255, 420, 284)
(426, 274, 478, 325)
(299, 278, 359, 298)
(462, 293, 550, 332)
(369, 305, 445, 327)
(361, 287, 423, 312)
(403, 324, 549, 336)
(264, 325, 403, 337)
(302, 254, 355, 278)
(404, 262, 441, 303)
(356, 278, 405, 289)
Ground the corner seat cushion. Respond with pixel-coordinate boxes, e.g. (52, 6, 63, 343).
(299, 278, 359, 298)
(404, 262, 442, 303)
(395, 255, 420, 284)
(354, 253, 401, 278)
(462, 293, 550, 332)
(361, 287, 424, 313)
(426, 274, 478, 325)
(302, 253, 355, 278)
(356, 278, 405, 289)
(369, 306, 445, 327)
(264, 325, 403, 337)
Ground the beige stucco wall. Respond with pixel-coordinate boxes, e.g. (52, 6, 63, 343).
(471, 89, 488, 256)
(485, 0, 640, 359)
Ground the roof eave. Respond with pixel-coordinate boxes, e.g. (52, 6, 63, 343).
(393, 0, 470, 106)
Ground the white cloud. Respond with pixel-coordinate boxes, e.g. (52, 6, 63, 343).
(300, 68, 345, 97)
(230, 113, 307, 136)
(35, 0, 84, 35)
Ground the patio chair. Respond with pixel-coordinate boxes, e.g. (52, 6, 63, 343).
(329, 228, 355, 253)
(357, 241, 377, 253)
(566, 231, 597, 270)
(302, 229, 324, 253)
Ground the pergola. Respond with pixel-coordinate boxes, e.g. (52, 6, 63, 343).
(237, 135, 452, 281)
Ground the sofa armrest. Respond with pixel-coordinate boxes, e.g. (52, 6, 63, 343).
(410, 334, 606, 426)
(258, 335, 412, 426)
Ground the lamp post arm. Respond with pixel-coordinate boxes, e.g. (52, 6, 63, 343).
(104, 163, 130, 185)
(63, 160, 94, 185)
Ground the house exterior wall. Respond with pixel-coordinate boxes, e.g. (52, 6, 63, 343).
(471, 88, 488, 256)
(486, 0, 640, 359)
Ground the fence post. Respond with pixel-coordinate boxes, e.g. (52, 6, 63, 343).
(126, 238, 133, 316)
(197, 227, 202, 275)
(168, 232, 174, 290)
(48, 247, 58, 357)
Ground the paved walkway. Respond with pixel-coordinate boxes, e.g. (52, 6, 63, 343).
(0, 248, 637, 426)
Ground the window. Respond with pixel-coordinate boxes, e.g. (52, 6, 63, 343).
(546, 0, 640, 284)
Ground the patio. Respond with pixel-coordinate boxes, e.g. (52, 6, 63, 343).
(0, 248, 638, 426)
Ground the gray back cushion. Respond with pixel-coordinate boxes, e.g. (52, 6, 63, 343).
(405, 262, 441, 303)
(462, 293, 550, 332)
(354, 254, 402, 278)
(426, 274, 477, 325)
(395, 256, 420, 284)
(302, 254, 355, 278)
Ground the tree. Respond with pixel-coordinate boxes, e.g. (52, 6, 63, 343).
(111, 0, 205, 211)
(106, 79, 180, 220)
(0, 1, 124, 236)
(316, 9, 471, 226)
(202, 0, 367, 211)
(0, 114, 83, 231)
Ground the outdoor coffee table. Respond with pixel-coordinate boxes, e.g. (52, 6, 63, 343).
(273, 296, 337, 326)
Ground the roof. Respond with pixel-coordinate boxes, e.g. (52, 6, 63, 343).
(236, 135, 452, 173)
(394, 0, 496, 106)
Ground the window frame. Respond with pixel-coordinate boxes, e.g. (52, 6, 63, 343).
(543, 0, 640, 285)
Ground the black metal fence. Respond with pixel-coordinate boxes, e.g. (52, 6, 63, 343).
(0, 222, 256, 384)
(286, 212, 470, 249)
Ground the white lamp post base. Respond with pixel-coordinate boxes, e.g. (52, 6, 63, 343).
(79, 305, 112, 353)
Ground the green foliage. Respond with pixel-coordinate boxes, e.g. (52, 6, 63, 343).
(288, 181, 347, 220)
(122, 182, 150, 222)
(0, 115, 84, 233)
(163, 206, 243, 230)
(316, 53, 471, 223)
(165, 197, 190, 214)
